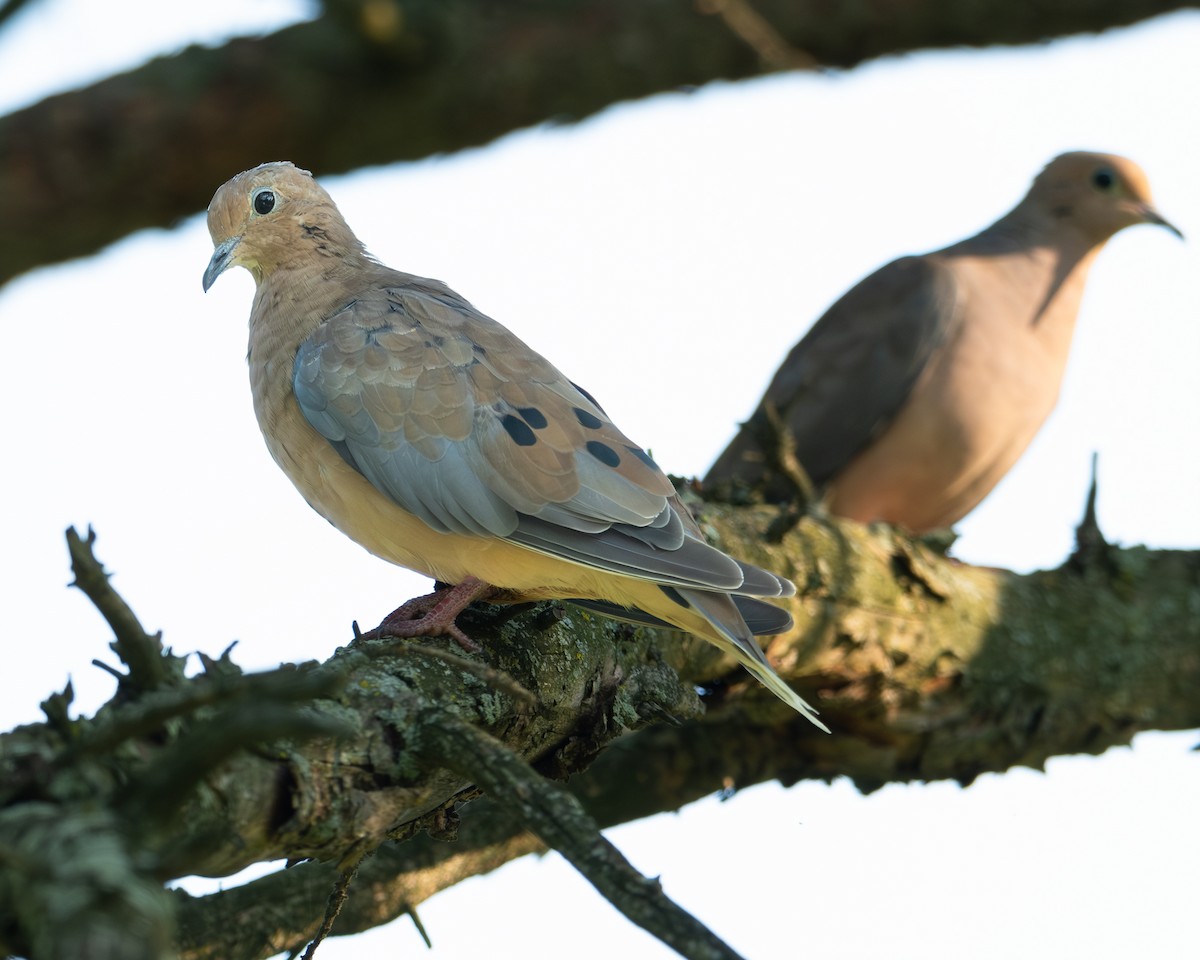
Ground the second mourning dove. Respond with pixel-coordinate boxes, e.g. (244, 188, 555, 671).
(203, 162, 827, 731)
(705, 152, 1180, 533)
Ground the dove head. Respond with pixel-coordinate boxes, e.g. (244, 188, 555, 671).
(203, 161, 367, 291)
(1022, 151, 1181, 245)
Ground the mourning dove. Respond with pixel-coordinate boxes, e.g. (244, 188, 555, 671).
(203, 162, 826, 730)
(705, 152, 1180, 533)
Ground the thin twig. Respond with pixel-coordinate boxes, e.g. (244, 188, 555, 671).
(422, 714, 746, 960)
(756, 402, 824, 542)
(762, 401, 818, 505)
(66, 663, 344, 760)
(66, 526, 165, 691)
(405, 903, 433, 949)
(300, 849, 368, 960)
(1069, 452, 1114, 572)
(697, 0, 817, 70)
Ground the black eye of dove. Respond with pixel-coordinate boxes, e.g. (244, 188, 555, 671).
(253, 189, 276, 215)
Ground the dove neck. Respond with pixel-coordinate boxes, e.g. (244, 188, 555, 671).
(947, 211, 1104, 332)
(250, 254, 370, 345)
(969, 206, 1109, 264)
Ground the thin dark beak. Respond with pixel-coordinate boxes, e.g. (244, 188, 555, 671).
(1140, 204, 1183, 240)
(203, 236, 241, 292)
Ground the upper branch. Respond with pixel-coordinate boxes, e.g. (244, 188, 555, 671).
(1, 0, 1189, 284)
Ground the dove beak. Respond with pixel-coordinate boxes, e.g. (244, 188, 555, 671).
(1136, 204, 1183, 240)
(203, 236, 242, 292)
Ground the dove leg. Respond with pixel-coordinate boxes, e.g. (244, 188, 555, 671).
(369, 577, 498, 651)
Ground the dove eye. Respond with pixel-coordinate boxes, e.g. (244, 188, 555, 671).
(1092, 169, 1115, 191)
(252, 188, 277, 215)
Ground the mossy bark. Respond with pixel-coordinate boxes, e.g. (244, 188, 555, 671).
(2, 510, 1196, 958)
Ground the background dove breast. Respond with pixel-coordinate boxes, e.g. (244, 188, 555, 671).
(706, 152, 1180, 533)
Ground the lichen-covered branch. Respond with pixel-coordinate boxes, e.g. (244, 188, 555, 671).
(1, 0, 1190, 284)
(186, 497, 1200, 957)
(3, 511, 1198, 957)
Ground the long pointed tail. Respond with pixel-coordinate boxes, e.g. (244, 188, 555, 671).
(679, 587, 829, 733)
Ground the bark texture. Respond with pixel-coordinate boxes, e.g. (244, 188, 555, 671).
(2, 511, 1196, 958)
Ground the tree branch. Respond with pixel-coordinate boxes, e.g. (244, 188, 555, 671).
(1, 0, 1189, 284)
(422, 712, 746, 960)
(3, 509, 1198, 957)
(67, 524, 169, 694)
(0, 0, 38, 32)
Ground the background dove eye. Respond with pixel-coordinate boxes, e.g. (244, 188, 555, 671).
(1092, 168, 1115, 190)
(252, 188, 276, 215)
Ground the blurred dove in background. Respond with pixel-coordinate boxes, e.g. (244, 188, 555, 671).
(204, 161, 826, 731)
(705, 152, 1180, 533)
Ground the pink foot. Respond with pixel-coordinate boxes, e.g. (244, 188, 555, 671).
(364, 577, 498, 651)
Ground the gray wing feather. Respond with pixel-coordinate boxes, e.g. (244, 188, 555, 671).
(734, 561, 795, 598)
(296, 344, 520, 537)
(707, 255, 961, 494)
(772, 255, 961, 484)
(569, 594, 792, 636)
(510, 514, 745, 590)
(293, 283, 764, 592)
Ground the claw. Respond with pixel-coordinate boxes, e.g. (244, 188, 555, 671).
(362, 577, 497, 651)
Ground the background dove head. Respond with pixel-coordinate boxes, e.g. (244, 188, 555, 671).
(1024, 151, 1181, 244)
(203, 161, 365, 291)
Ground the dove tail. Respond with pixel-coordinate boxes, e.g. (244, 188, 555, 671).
(675, 587, 829, 733)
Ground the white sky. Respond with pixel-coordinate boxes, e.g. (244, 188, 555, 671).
(1, 2, 1197, 958)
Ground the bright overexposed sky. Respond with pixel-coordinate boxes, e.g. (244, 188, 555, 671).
(1, 3, 1197, 958)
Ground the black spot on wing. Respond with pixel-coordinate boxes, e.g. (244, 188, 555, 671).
(586, 440, 620, 467)
(518, 406, 548, 429)
(573, 407, 604, 430)
(570, 380, 608, 415)
(625, 445, 659, 470)
(501, 414, 538, 446)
